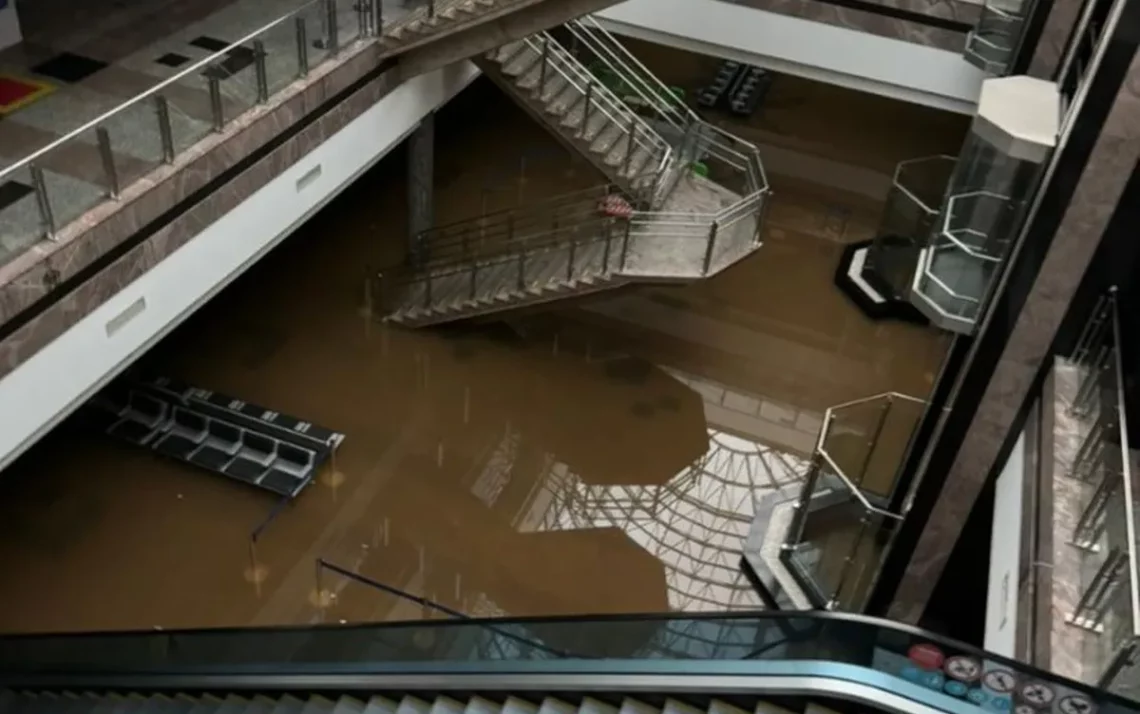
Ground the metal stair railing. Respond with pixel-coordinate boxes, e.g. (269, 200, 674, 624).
(372, 187, 642, 314)
(562, 16, 700, 133)
(511, 34, 676, 205)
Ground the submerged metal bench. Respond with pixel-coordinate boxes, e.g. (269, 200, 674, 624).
(88, 375, 346, 499)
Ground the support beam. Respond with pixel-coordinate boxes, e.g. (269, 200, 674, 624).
(407, 113, 434, 262)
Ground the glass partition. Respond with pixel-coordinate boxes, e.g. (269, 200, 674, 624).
(912, 190, 1016, 327)
(782, 393, 925, 611)
(964, 0, 1028, 76)
(864, 156, 956, 302)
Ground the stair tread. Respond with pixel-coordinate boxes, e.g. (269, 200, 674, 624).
(362, 699, 398, 714)
(301, 695, 338, 714)
(502, 699, 538, 714)
(705, 702, 745, 714)
(429, 698, 465, 714)
(396, 697, 432, 714)
(619, 700, 660, 714)
(579, 700, 618, 714)
(537, 700, 576, 714)
(464, 698, 502, 714)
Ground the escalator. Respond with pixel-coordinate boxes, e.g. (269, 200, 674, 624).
(0, 612, 1118, 714)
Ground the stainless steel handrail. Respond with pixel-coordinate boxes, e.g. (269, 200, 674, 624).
(0, 0, 327, 185)
(1109, 288, 1140, 634)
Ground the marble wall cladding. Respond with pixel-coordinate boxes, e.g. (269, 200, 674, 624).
(1028, 0, 1084, 78)
(0, 39, 383, 336)
(718, 0, 978, 51)
(886, 51, 1140, 625)
(0, 53, 402, 379)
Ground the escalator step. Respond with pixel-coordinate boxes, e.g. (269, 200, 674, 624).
(706, 700, 745, 714)
(463, 698, 501, 714)
(329, 696, 367, 714)
(187, 694, 225, 714)
(619, 699, 659, 714)
(537, 699, 576, 714)
(396, 697, 431, 714)
(246, 695, 281, 714)
(429, 698, 465, 714)
(215, 694, 250, 714)
(300, 695, 337, 713)
(502, 698, 538, 714)
(579, 699, 617, 714)
(663, 701, 704, 714)
(361, 697, 397, 714)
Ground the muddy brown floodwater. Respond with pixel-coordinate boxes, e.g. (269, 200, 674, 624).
(0, 66, 956, 634)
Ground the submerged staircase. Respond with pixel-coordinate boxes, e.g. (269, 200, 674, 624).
(372, 18, 770, 327)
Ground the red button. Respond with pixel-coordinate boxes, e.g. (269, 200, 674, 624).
(908, 643, 945, 670)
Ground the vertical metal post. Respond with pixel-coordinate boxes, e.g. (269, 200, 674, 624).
(427, 0, 436, 19)
(830, 513, 873, 609)
(469, 262, 477, 299)
(296, 17, 310, 76)
(517, 251, 526, 290)
(701, 222, 718, 274)
(784, 453, 823, 551)
(325, 0, 339, 54)
(30, 165, 56, 238)
(154, 95, 176, 164)
(580, 80, 594, 138)
(253, 40, 269, 104)
(623, 115, 637, 175)
(373, 0, 383, 34)
(856, 396, 892, 490)
(95, 127, 120, 199)
(619, 219, 632, 271)
(538, 38, 550, 98)
(567, 235, 576, 281)
(602, 220, 614, 271)
(208, 76, 225, 131)
(356, 0, 369, 36)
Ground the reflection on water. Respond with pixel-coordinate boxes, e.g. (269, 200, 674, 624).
(0, 77, 950, 633)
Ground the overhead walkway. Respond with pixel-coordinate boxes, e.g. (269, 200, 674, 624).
(592, 0, 986, 113)
(0, 610, 1117, 714)
(372, 19, 769, 326)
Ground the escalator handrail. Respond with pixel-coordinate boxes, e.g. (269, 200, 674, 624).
(0, 610, 1124, 708)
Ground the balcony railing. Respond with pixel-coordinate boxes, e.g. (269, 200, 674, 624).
(964, 0, 1027, 75)
(1064, 289, 1140, 695)
(864, 155, 956, 302)
(782, 392, 925, 611)
(911, 190, 1016, 333)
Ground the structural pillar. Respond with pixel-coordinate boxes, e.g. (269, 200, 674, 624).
(0, 0, 22, 52)
(873, 30, 1140, 623)
(407, 113, 434, 264)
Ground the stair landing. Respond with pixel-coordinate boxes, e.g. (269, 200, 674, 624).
(620, 173, 760, 279)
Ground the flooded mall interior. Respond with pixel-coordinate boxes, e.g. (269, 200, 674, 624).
(0, 38, 967, 633)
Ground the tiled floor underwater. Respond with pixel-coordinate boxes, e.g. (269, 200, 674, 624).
(0, 75, 957, 632)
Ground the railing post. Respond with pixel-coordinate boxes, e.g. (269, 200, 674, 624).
(470, 262, 477, 299)
(602, 221, 613, 271)
(783, 452, 823, 552)
(517, 251, 526, 291)
(623, 115, 637, 176)
(580, 80, 594, 138)
(208, 75, 225, 131)
(427, 0, 436, 19)
(325, 0, 339, 54)
(538, 38, 550, 98)
(154, 95, 176, 164)
(295, 17, 310, 77)
(95, 127, 120, 199)
(619, 219, 632, 271)
(356, 0, 370, 36)
(856, 395, 892, 490)
(829, 512, 873, 610)
(253, 40, 269, 104)
(701, 222, 719, 275)
(567, 234, 576, 282)
(30, 164, 56, 239)
(374, 0, 383, 35)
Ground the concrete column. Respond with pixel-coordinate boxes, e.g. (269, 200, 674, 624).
(0, 0, 22, 52)
(407, 113, 434, 263)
